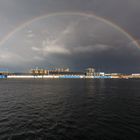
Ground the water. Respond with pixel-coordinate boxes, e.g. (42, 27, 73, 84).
(0, 79, 140, 140)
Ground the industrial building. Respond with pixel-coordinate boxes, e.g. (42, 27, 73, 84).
(1, 67, 139, 79)
(85, 68, 95, 76)
(0, 67, 115, 79)
(31, 68, 85, 77)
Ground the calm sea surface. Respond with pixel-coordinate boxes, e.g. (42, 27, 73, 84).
(0, 79, 140, 140)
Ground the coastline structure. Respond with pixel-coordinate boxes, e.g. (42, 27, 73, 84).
(0, 67, 140, 79)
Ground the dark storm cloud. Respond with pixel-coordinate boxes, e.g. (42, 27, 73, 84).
(0, 0, 140, 72)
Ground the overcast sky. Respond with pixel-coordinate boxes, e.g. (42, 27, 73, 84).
(0, 0, 140, 73)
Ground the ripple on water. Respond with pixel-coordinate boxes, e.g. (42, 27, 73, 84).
(0, 79, 140, 140)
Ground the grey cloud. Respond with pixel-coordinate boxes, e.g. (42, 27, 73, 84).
(0, 0, 140, 72)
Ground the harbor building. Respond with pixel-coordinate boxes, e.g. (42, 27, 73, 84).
(31, 69, 49, 76)
(0, 68, 8, 79)
(31, 68, 85, 77)
(2, 66, 136, 79)
(85, 68, 95, 76)
(130, 74, 140, 79)
(54, 68, 70, 72)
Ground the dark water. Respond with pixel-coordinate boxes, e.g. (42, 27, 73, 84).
(0, 79, 140, 140)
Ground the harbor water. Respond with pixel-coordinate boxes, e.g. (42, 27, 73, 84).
(0, 79, 140, 140)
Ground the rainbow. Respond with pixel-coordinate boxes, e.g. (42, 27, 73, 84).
(0, 11, 139, 48)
